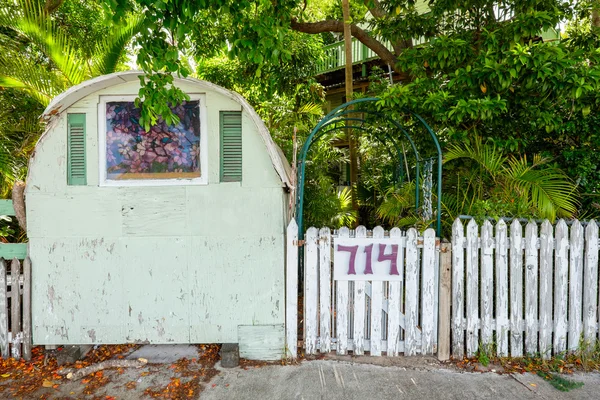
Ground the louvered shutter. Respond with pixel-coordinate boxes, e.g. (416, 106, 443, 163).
(67, 113, 86, 185)
(220, 111, 242, 182)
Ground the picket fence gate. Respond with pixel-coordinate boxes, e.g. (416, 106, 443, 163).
(0, 257, 32, 360)
(286, 219, 441, 358)
(452, 218, 600, 360)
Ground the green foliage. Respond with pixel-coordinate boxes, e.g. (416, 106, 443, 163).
(444, 137, 579, 221)
(536, 371, 584, 392)
(0, 0, 139, 197)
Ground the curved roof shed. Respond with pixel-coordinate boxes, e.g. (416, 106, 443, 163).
(25, 72, 290, 351)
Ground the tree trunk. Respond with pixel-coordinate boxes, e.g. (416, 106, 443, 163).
(342, 0, 359, 217)
(593, 1, 600, 30)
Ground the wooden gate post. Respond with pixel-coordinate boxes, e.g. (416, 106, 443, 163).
(438, 241, 451, 361)
(285, 219, 298, 359)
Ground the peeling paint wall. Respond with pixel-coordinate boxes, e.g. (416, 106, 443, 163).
(26, 79, 286, 345)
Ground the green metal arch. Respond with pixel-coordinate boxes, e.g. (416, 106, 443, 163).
(295, 97, 443, 239)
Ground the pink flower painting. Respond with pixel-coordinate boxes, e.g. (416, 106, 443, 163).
(105, 101, 201, 180)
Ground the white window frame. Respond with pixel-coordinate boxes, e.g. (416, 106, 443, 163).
(98, 94, 208, 187)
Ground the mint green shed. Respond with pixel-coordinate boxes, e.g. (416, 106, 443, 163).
(25, 72, 291, 355)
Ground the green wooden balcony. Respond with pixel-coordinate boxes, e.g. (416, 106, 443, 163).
(315, 28, 561, 76)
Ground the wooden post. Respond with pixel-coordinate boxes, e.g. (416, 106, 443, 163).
(451, 219, 465, 359)
(0, 258, 8, 357)
(285, 220, 298, 359)
(405, 228, 419, 356)
(11, 258, 21, 359)
(22, 257, 32, 361)
(353, 226, 367, 355)
(318, 227, 332, 353)
(438, 241, 451, 361)
(336, 227, 350, 355)
(304, 227, 319, 355)
(421, 229, 436, 354)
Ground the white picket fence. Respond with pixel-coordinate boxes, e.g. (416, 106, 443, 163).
(285, 219, 440, 357)
(0, 257, 32, 360)
(452, 218, 600, 359)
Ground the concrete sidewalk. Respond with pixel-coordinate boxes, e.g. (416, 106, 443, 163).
(203, 359, 600, 399)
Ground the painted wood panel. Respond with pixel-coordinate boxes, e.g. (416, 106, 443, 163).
(539, 220, 553, 359)
(465, 219, 478, 357)
(525, 222, 538, 355)
(583, 221, 598, 343)
(238, 324, 285, 360)
(480, 221, 493, 348)
(509, 220, 523, 357)
(495, 220, 509, 357)
(451, 219, 464, 359)
(554, 220, 569, 353)
(568, 221, 584, 351)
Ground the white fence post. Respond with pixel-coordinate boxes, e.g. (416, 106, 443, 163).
(480, 221, 494, 349)
(370, 226, 385, 356)
(539, 220, 554, 359)
(336, 227, 350, 355)
(319, 227, 332, 353)
(525, 221, 539, 355)
(466, 219, 479, 357)
(387, 227, 403, 356)
(509, 220, 523, 357)
(583, 221, 598, 343)
(568, 221, 584, 352)
(554, 220, 569, 353)
(495, 220, 509, 357)
(285, 219, 298, 359)
(405, 228, 419, 356)
(421, 228, 436, 354)
(353, 226, 367, 355)
(304, 227, 319, 355)
(0, 258, 7, 357)
(451, 219, 465, 359)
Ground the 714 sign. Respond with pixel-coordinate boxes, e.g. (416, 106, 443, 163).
(333, 237, 404, 281)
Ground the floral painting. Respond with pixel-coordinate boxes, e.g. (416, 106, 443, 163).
(105, 100, 201, 180)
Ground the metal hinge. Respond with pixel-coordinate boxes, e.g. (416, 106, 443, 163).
(293, 240, 305, 247)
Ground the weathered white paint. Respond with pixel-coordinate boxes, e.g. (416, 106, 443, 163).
(336, 227, 350, 355)
(319, 227, 332, 353)
(495, 220, 509, 357)
(568, 221, 584, 351)
(452, 218, 600, 359)
(438, 241, 451, 361)
(539, 220, 553, 359)
(22, 257, 32, 360)
(480, 221, 493, 348)
(583, 221, 598, 343)
(525, 222, 538, 355)
(554, 220, 568, 353)
(238, 324, 285, 360)
(304, 227, 319, 355)
(421, 229, 436, 354)
(285, 219, 298, 359)
(11, 259, 21, 359)
(302, 225, 437, 357)
(451, 219, 464, 359)
(353, 226, 367, 355)
(0, 259, 7, 356)
(465, 219, 478, 357)
(509, 220, 523, 357)
(404, 228, 419, 356)
(26, 76, 288, 347)
(370, 226, 384, 356)
(387, 228, 402, 356)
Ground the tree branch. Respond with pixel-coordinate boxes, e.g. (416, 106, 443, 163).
(290, 19, 399, 72)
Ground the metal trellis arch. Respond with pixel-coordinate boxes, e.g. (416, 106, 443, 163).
(295, 97, 443, 241)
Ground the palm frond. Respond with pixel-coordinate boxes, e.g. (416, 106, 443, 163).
(0, 50, 66, 105)
(503, 155, 579, 220)
(444, 136, 506, 178)
(90, 14, 142, 76)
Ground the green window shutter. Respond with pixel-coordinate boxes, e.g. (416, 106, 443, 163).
(67, 113, 86, 185)
(220, 111, 242, 182)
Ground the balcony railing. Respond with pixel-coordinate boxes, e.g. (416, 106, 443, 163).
(315, 28, 560, 76)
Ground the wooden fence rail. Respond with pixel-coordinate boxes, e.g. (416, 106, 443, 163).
(0, 258, 32, 360)
(452, 218, 600, 359)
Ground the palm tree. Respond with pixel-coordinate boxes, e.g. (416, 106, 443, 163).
(0, 0, 141, 196)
